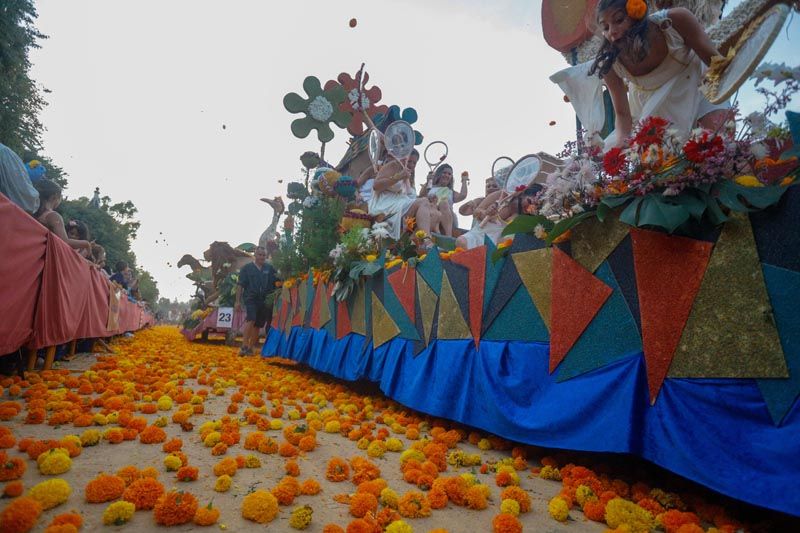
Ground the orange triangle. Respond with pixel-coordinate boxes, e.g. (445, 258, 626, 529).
(631, 229, 712, 403)
(336, 300, 351, 339)
(450, 246, 487, 346)
(387, 266, 416, 323)
(310, 283, 324, 329)
(550, 248, 612, 373)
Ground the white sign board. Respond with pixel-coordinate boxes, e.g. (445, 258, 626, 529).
(216, 307, 234, 328)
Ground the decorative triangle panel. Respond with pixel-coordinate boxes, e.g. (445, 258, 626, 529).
(437, 273, 471, 339)
(319, 283, 332, 328)
(483, 240, 505, 315)
(450, 246, 487, 346)
(387, 266, 416, 323)
(350, 282, 367, 336)
(670, 213, 787, 378)
(571, 211, 630, 274)
(336, 299, 352, 339)
(417, 246, 443, 295)
(631, 228, 712, 403)
(513, 248, 553, 331)
(482, 258, 522, 335)
(372, 292, 400, 348)
(483, 285, 548, 342)
(310, 282, 323, 329)
(417, 273, 438, 344)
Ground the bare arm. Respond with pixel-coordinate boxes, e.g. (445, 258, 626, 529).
(355, 165, 375, 187)
(453, 179, 468, 203)
(373, 161, 408, 194)
(45, 212, 91, 252)
(669, 7, 718, 65)
(602, 68, 633, 145)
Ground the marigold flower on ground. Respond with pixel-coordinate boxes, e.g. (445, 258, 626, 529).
(176, 466, 199, 481)
(212, 457, 238, 477)
(604, 497, 654, 533)
(84, 474, 126, 503)
(300, 479, 321, 495)
(3, 480, 24, 498)
(349, 492, 378, 518)
(289, 504, 313, 529)
(326, 457, 350, 482)
(194, 502, 220, 526)
(323, 525, 345, 533)
(492, 513, 523, 533)
(583, 498, 606, 521)
(37, 449, 71, 475)
(658, 509, 701, 533)
(241, 490, 279, 523)
(102, 500, 135, 525)
(49, 512, 83, 528)
(397, 491, 431, 518)
(139, 425, 166, 444)
(385, 520, 413, 533)
(548, 496, 570, 522)
(0, 496, 42, 533)
(500, 498, 520, 516)
(154, 490, 198, 526)
(122, 477, 165, 510)
(0, 456, 26, 481)
(27, 478, 71, 510)
(464, 485, 488, 510)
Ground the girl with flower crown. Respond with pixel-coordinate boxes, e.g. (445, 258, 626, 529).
(552, 0, 731, 148)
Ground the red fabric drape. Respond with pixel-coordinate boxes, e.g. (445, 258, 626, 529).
(0, 195, 47, 353)
(1, 193, 154, 354)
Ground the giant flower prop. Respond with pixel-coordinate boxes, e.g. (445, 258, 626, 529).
(326, 70, 388, 136)
(284, 76, 352, 143)
(375, 105, 423, 145)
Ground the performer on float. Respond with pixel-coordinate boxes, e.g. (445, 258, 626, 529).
(552, 0, 732, 147)
(418, 164, 469, 236)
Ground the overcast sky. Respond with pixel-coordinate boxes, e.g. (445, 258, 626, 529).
(30, 0, 798, 300)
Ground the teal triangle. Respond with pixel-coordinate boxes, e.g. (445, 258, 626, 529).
(324, 289, 336, 338)
(483, 285, 548, 342)
(304, 275, 316, 326)
(384, 279, 420, 341)
(757, 264, 800, 425)
(484, 239, 505, 315)
(417, 246, 443, 295)
(556, 261, 642, 382)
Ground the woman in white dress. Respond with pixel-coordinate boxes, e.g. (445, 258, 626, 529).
(419, 164, 469, 236)
(552, 0, 731, 147)
(369, 150, 441, 241)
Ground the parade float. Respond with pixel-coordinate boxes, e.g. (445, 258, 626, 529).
(258, 0, 800, 518)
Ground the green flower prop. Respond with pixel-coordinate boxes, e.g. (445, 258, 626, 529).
(283, 77, 352, 143)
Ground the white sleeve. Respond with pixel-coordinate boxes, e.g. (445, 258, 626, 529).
(549, 62, 606, 136)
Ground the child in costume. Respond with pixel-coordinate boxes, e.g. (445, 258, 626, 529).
(552, 0, 731, 148)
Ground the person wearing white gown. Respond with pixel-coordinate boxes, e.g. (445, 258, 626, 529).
(551, 0, 731, 148)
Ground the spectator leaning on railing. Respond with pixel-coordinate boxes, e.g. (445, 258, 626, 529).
(33, 179, 92, 254)
(0, 142, 39, 214)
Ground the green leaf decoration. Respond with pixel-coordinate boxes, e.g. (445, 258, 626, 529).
(501, 214, 553, 237)
(715, 180, 792, 212)
(545, 210, 596, 244)
(636, 195, 690, 233)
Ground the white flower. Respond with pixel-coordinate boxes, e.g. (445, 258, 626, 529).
(308, 95, 334, 121)
(370, 222, 391, 240)
(571, 204, 585, 214)
(643, 144, 660, 165)
(662, 187, 680, 196)
(750, 141, 768, 159)
(302, 196, 319, 208)
(329, 244, 344, 260)
(745, 112, 769, 137)
(533, 223, 546, 239)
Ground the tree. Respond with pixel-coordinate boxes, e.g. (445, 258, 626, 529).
(136, 270, 159, 307)
(0, 1, 47, 155)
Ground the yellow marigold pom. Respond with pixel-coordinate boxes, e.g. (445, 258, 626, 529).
(385, 438, 404, 452)
(367, 440, 387, 458)
(460, 473, 478, 486)
(477, 438, 492, 450)
(324, 421, 341, 433)
(289, 505, 313, 529)
(157, 396, 173, 410)
(539, 465, 561, 480)
(242, 490, 279, 523)
(356, 437, 370, 450)
(214, 475, 232, 493)
(604, 497, 654, 533)
(380, 487, 400, 509)
(399, 449, 425, 464)
(102, 501, 135, 525)
(244, 455, 261, 468)
(500, 498, 521, 516)
(548, 496, 570, 522)
(575, 484, 596, 507)
(92, 413, 108, 426)
(28, 478, 71, 510)
(288, 409, 301, 420)
(385, 520, 414, 533)
(164, 454, 182, 471)
(37, 450, 72, 476)
(203, 432, 222, 447)
(270, 419, 283, 430)
(80, 429, 101, 447)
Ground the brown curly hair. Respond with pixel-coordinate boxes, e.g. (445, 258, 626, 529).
(589, 0, 651, 78)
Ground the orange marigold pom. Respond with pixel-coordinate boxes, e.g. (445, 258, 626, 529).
(139, 426, 166, 444)
(153, 490, 198, 526)
(443, 477, 468, 506)
(500, 486, 531, 513)
(661, 510, 701, 533)
(326, 457, 350, 482)
(492, 513, 523, 533)
(49, 512, 83, 528)
(3, 480, 24, 498)
(285, 460, 300, 477)
(176, 466, 199, 482)
(675, 525, 704, 533)
(278, 441, 298, 458)
(0, 456, 26, 482)
(323, 525, 345, 533)
(427, 487, 448, 509)
(162, 438, 183, 453)
(345, 518, 379, 533)
(349, 492, 378, 518)
(270, 483, 296, 506)
(300, 479, 321, 495)
(85, 474, 126, 503)
(211, 443, 228, 456)
(212, 457, 238, 477)
(193, 504, 220, 526)
(0, 496, 42, 533)
(583, 498, 606, 521)
(122, 477, 165, 510)
(464, 485, 488, 510)
(397, 491, 431, 518)
(116, 466, 140, 486)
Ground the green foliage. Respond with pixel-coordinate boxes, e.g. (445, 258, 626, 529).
(217, 273, 239, 307)
(300, 197, 345, 269)
(136, 270, 159, 307)
(58, 197, 137, 270)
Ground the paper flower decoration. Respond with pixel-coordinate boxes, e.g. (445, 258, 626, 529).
(375, 105, 424, 145)
(326, 71, 388, 136)
(284, 77, 352, 143)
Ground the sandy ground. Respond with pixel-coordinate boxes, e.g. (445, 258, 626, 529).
(2, 330, 611, 532)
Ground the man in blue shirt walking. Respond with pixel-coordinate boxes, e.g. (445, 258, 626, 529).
(235, 246, 279, 356)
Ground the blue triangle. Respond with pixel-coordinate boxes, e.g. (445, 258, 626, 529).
(483, 285, 548, 342)
(417, 246, 443, 295)
(556, 261, 642, 382)
(757, 264, 800, 425)
(482, 257, 522, 335)
(304, 278, 316, 327)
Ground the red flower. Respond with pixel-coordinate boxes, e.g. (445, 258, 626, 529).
(603, 147, 627, 175)
(632, 116, 669, 148)
(514, 185, 527, 192)
(683, 131, 724, 163)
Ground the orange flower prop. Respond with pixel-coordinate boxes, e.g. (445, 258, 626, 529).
(154, 490, 199, 526)
(85, 474, 126, 503)
(492, 513, 523, 533)
(193, 502, 220, 526)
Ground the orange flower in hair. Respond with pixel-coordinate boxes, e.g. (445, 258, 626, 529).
(626, 0, 647, 20)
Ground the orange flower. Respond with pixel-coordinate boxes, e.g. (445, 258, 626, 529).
(349, 492, 378, 518)
(492, 513, 523, 533)
(193, 503, 220, 526)
(154, 490, 199, 526)
(464, 485, 488, 510)
(500, 486, 531, 513)
(162, 438, 183, 453)
(211, 443, 228, 456)
(397, 491, 431, 518)
(176, 466, 199, 482)
(271, 483, 296, 506)
(3, 480, 24, 498)
(49, 512, 83, 528)
(123, 477, 165, 510)
(583, 498, 606, 521)
(442, 476, 468, 506)
(323, 525, 345, 533)
(212, 457, 238, 477)
(298, 435, 316, 451)
(0, 456, 26, 481)
(138, 425, 166, 444)
(85, 474, 126, 503)
(427, 487, 448, 509)
(0, 496, 42, 533)
(278, 441, 299, 457)
(660, 509, 701, 533)
(326, 457, 350, 482)
(300, 479, 321, 495)
(285, 460, 300, 477)
(405, 216, 417, 231)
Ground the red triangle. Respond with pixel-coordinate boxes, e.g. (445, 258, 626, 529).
(450, 247, 487, 346)
(550, 247, 612, 373)
(336, 299, 352, 339)
(387, 267, 417, 323)
(278, 300, 288, 330)
(631, 229, 712, 403)
(310, 283, 324, 329)
(291, 287, 302, 327)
